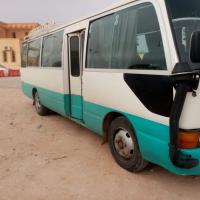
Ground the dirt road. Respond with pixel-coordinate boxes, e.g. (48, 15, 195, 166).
(0, 77, 200, 200)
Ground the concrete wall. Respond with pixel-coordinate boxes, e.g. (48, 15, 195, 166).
(0, 39, 21, 69)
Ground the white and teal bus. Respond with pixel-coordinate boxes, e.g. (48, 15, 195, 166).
(21, 0, 200, 175)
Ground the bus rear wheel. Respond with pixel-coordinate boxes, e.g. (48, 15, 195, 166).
(34, 91, 48, 116)
(108, 117, 148, 173)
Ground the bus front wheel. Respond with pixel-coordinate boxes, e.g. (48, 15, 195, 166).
(34, 91, 48, 116)
(108, 117, 148, 173)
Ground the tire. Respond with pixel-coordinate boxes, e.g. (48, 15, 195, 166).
(108, 117, 148, 173)
(34, 91, 48, 116)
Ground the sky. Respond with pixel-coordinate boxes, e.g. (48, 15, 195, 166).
(0, 0, 118, 24)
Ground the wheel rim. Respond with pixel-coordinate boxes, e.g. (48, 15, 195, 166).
(35, 93, 41, 111)
(114, 129, 134, 160)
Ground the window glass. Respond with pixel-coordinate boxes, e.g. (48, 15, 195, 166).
(86, 3, 166, 70)
(27, 39, 41, 67)
(111, 7, 138, 69)
(70, 36, 80, 77)
(135, 4, 166, 70)
(166, 0, 200, 70)
(42, 30, 63, 67)
(21, 45, 27, 68)
(87, 15, 115, 68)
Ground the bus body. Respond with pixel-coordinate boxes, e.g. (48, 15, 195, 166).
(21, 0, 200, 175)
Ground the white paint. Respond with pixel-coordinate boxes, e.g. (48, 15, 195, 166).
(83, 71, 169, 125)
(21, 67, 66, 94)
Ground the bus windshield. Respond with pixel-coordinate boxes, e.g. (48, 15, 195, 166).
(166, 0, 200, 70)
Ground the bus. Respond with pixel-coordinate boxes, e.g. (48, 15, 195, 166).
(21, 0, 200, 175)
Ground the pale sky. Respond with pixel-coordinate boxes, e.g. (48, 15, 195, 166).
(0, 0, 118, 24)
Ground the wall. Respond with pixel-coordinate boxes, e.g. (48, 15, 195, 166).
(0, 38, 21, 69)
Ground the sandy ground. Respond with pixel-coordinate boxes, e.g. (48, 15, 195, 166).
(0, 77, 200, 200)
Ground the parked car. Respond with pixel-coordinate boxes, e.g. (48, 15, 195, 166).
(0, 64, 9, 76)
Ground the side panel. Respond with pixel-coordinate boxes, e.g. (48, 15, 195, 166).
(21, 68, 70, 116)
(82, 71, 200, 175)
(82, 72, 169, 127)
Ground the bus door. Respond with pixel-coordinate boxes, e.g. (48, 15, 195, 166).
(68, 31, 85, 120)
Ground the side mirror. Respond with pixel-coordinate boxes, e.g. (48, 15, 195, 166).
(190, 31, 200, 63)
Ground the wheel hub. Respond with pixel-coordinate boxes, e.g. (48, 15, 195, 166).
(114, 129, 134, 159)
(35, 94, 41, 111)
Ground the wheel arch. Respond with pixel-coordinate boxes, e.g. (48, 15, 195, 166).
(102, 111, 141, 146)
(103, 111, 129, 143)
(32, 88, 37, 104)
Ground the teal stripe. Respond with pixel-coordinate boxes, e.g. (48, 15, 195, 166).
(22, 82, 33, 99)
(83, 101, 110, 134)
(21, 81, 200, 175)
(22, 82, 70, 116)
(71, 95, 83, 119)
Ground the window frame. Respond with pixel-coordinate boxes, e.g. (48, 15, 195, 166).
(84, 0, 172, 74)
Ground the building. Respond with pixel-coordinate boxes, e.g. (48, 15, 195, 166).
(0, 22, 40, 69)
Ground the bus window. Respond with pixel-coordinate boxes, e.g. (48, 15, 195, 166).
(27, 39, 41, 67)
(21, 44, 27, 68)
(111, 7, 138, 69)
(87, 15, 114, 69)
(135, 4, 166, 70)
(111, 3, 166, 70)
(87, 3, 166, 70)
(70, 36, 80, 77)
(42, 30, 64, 67)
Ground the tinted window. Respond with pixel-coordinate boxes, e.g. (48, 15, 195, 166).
(42, 31, 63, 67)
(70, 36, 80, 77)
(111, 7, 138, 69)
(87, 3, 166, 70)
(135, 4, 166, 70)
(87, 15, 114, 68)
(166, 0, 200, 70)
(21, 45, 27, 68)
(27, 39, 41, 67)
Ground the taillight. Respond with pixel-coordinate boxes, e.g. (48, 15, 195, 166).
(178, 131, 200, 149)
